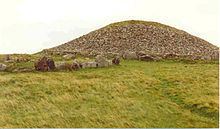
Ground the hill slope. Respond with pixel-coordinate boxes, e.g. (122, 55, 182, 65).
(46, 20, 219, 60)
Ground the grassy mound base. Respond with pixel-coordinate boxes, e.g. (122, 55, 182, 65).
(0, 60, 218, 127)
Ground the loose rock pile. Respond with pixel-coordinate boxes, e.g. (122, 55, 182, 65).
(46, 20, 219, 60)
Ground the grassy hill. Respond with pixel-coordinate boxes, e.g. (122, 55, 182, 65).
(0, 60, 218, 128)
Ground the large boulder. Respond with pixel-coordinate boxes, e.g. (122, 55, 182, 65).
(72, 60, 81, 70)
(55, 62, 66, 70)
(0, 63, 7, 71)
(112, 56, 120, 65)
(47, 59, 56, 70)
(81, 62, 98, 68)
(123, 51, 138, 60)
(95, 55, 110, 67)
(34, 57, 55, 71)
(55, 62, 72, 71)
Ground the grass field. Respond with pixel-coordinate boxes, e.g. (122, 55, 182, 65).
(0, 60, 219, 127)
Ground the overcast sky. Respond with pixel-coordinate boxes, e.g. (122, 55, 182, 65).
(0, 0, 219, 54)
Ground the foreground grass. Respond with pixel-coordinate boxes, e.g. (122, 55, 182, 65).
(0, 60, 218, 127)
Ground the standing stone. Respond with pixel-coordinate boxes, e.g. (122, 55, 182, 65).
(0, 63, 7, 71)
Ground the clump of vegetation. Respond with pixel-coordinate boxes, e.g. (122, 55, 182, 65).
(0, 60, 218, 127)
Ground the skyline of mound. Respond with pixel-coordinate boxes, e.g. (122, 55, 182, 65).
(46, 20, 219, 60)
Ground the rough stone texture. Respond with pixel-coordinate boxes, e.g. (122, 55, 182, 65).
(139, 55, 154, 61)
(81, 62, 98, 68)
(47, 59, 56, 70)
(95, 55, 110, 67)
(5, 55, 10, 61)
(112, 56, 120, 65)
(55, 62, 66, 70)
(63, 54, 76, 60)
(72, 60, 81, 70)
(164, 53, 179, 59)
(108, 60, 113, 66)
(55, 62, 73, 71)
(15, 58, 30, 63)
(0, 63, 7, 71)
(45, 20, 219, 60)
(123, 51, 138, 60)
(34, 57, 55, 71)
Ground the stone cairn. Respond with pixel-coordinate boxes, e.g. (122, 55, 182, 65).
(46, 20, 219, 61)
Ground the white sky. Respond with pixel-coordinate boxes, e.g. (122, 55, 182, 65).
(0, 0, 219, 54)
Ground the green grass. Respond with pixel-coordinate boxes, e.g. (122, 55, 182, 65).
(0, 60, 218, 127)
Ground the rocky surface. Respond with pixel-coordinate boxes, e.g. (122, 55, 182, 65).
(63, 54, 76, 60)
(81, 62, 98, 68)
(34, 57, 55, 71)
(0, 63, 7, 71)
(45, 20, 219, 60)
(95, 55, 111, 67)
(122, 51, 138, 60)
(112, 56, 120, 65)
(139, 55, 154, 61)
(72, 60, 81, 70)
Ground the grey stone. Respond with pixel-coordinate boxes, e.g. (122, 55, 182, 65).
(81, 62, 98, 68)
(123, 51, 138, 60)
(95, 55, 109, 67)
(72, 60, 81, 70)
(0, 63, 7, 71)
